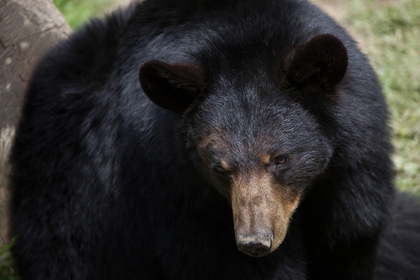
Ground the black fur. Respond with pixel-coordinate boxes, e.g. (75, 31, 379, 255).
(10, 0, 419, 279)
(375, 194, 420, 279)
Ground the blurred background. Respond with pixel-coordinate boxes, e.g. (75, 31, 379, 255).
(1, 0, 419, 278)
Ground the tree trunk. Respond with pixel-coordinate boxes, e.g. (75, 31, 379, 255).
(0, 0, 72, 243)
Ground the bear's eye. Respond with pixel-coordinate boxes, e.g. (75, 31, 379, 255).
(275, 155, 288, 165)
(213, 163, 228, 174)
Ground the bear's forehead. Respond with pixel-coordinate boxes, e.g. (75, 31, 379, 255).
(196, 87, 315, 137)
(192, 89, 324, 163)
(196, 115, 302, 161)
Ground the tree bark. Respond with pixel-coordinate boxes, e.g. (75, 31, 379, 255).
(0, 0, 72, 243)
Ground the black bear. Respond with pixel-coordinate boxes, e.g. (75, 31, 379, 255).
(10, 0, 420, 279)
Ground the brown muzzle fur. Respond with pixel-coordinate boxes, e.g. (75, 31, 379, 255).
(231, 173, 301, 257)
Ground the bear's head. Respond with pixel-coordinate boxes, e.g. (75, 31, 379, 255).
(139, 34, 347, 257)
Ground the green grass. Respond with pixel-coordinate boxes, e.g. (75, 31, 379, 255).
(345, 0, 420, 195)
(54, 0, 117, 30)
(0, 239, 19, 280)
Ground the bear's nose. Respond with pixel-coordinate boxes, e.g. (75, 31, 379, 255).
(236, 232, 273, 257)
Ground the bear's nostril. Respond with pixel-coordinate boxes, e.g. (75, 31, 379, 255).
(236, 235, 273, 257)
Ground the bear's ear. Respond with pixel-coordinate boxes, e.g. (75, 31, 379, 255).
(139, 60, 207, 112)
(285, 34, 348, 93)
